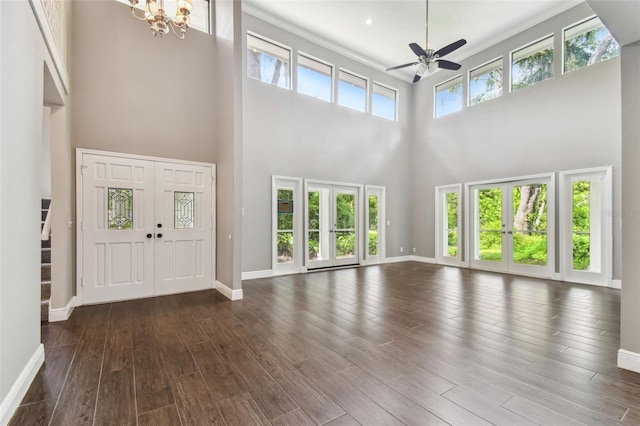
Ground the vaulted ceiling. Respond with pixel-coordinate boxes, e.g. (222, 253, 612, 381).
(243, 0, 584, 82)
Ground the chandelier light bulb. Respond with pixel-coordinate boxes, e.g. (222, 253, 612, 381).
(129, 0, 191, 39)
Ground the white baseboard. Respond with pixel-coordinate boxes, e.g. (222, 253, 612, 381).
(49, 295, 77, 322)
(612, 279, 622, 290)
(241, 269, 273, 280)
(385, 255, 413, 264)
(410, 256, 436, 264)
(0, 344, 45, 425)
(618, 348, 640, 373)
(215, 280, 243, 301)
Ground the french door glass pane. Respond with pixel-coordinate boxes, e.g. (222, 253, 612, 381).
(572, 180, 600, 272)
(308, 191, 325, 261)
(368, 195, 378, 256)
(478, 188, 502, 262)
(512, 184, 547, 265)
(446, 192, 458, 257)
(336, 231, 355, 258)
(336, 193, 355, 259)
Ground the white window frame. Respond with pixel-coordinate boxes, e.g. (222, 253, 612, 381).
(558, 166, 612, 287)
(296, 51, 334, 102)
(246, 31, 292, 90)
(509, 34, 554, 92)
(434, 74, 463, 118)
(272, 176, 303, 276)
(467, 56, 503, 107)
(435, 184, 464, 267)
(337, 68, 369, 112)
(371, 82, 398, 121)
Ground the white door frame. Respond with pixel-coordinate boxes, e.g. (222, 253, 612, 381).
(559, 166, 612, 287)
(365, 185, 386, 265)
(76, 148, 216, 305)
(435, 184, 464, 267)
(466, 173, 555, 278)
(272, 176, 303, 276)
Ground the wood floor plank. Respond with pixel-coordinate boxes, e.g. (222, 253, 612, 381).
(21, 344, 76, 405)
(94, 319, 136, 426)
(216, 392, 270, 426)
(502, 395, 589, 426)
(171, 371, 226, 425)
(137, 404, 182, 426)
(8, 399, 56, 426)
(295, 359, 404, 425)
(49, 323, 108, 425)
(223, 349, 298, 420)
(269, 409, 315, 426)
(189, 340, 241, 401)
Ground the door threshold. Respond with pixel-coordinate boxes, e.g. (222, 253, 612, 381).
(307, 264, 361, 273)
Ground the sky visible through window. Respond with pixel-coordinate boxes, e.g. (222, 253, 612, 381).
(372, 92, 396, 120)
(435, 78, 462, 117)
(339, 79, 366, 111)
(298, 65, 332, 102)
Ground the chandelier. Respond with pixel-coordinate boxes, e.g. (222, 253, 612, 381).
(129, 0, 193, 39)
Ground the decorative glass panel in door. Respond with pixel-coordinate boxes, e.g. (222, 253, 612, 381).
(511, 184, 547, 266)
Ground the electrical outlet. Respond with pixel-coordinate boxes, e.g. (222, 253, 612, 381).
(400, 246, 404, 253)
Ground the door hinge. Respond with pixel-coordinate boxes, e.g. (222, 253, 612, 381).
(80, 165, 88, 175)
(211, 176, 215, 185)
(81, 277, 84, 287)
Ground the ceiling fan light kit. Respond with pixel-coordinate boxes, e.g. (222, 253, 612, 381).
(386, 0, 467, 83)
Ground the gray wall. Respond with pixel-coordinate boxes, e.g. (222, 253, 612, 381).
(411, 3, 623, 279)
(0, 0, 46, 405)
(241, 13, 414, 273)
(620, 41, 640, 358)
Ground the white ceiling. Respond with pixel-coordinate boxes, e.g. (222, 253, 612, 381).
(243, 0, 584, 82)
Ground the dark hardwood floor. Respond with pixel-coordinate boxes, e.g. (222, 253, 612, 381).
(10, 262, 640, 425)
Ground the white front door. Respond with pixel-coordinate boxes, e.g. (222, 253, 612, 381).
(79, 151, 214, 304)
(155, 162, 213, 295)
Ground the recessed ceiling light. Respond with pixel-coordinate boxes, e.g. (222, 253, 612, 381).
(365, 18, 373, 25)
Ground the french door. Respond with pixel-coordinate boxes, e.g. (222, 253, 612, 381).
(469, 176, 554, 277)
(79, 151, 214, 304)
(306, 182, 360, 269)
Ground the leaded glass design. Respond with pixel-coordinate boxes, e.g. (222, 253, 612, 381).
(108, 188, 133, 230)
(175, 192, 195, 229)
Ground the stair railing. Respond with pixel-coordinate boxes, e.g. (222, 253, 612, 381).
(41, 202, 52, 241)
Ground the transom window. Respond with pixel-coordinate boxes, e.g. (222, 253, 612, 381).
(247, 33, 291, 89)
(564, 17, 620, 74)
(435, 75, 462, 118)
(297, 53, 333, 102)
(372, 83, 397, 121)
(338, 69, 367, 112)
(469, 58, 503, 106)
(511, 36, 554, 91)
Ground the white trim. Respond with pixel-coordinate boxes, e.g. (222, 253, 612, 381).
(215, 280, 243, 301)
(0, 344, 45, 425)
(242, 270, 274, 280)
(612, 279, 621, 290)
(385, 256, 413, 264)
(410, 256, 437, 264)
(365, 185, 386, 265)
(28, 0, 69, 94)
(618, 349, 640, 374)
(435, 184, 464, 267)
(272, 176, 304, 276)
(48, 296, 77, 322)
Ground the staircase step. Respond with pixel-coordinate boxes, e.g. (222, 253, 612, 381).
(41, 209, 48, 222)
(41, 238, 51, 249)
(41, 300, 49, 323)
(41, 248, 51, 264)
(41, 264, 51, 282)
(41, 282, 51, 300)
(42, 199, 51, 210)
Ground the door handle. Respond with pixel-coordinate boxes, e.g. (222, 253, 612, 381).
(146, 233, 153, 239)
(157, 233, 163, 238)
(157, 223, 163, 228)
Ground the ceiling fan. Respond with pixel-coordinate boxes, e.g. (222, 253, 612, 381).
(386, 0, 467, 83)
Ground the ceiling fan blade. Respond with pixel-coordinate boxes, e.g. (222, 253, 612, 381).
(409, 42, 428, 58)
(386, 62, 420, 71)
(436, 59, 462, 70)
(433, 39, 467, 58)
(413, 63, 428, 83)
